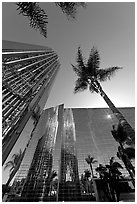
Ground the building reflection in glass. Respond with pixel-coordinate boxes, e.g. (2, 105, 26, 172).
(58, 108, 81, 201)
(20, 106, 59, 201)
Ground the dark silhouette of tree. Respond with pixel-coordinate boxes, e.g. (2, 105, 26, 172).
(95, 158, 123, 201)
(16, 2, 48, 38)
(55, 2, 86, 19)
(105, 157, 123, 201)
(4, 149, 25, 187)
(85, 155, 97, 178)
(124, 147, 135, 160)
(111, 124, 135, 186)
(16, 2, 86, 38)
(72, 46, 135, 145)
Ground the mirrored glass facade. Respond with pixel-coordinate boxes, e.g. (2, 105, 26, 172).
(9, 105, 134, 201)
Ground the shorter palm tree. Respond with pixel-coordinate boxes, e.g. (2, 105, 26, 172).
(106, 157, 123, 180)
(96, 158, 123, 201)
(4, 149, 25, 186)
(106, 157, 123, 202)
(85, 155, 97, 178)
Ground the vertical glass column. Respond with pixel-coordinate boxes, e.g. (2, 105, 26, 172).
(20, 106, 59, 201)
(58, 108, 81, 201)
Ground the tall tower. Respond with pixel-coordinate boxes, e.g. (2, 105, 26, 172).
(9, 104, 64, 202)
(58, 108, 81, 201)
(20, 106, 59, 201)
(2, 40, 60, 165)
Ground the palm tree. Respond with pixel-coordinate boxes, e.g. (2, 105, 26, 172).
(16, 2, 86, 38)
(55, 2, 86, 19)
(72, 46, 135, 144)
(106, 156, 123, 180)
(106, 157, 123, 202)
(85, 155, 97, 178)
(16, 2, 48, 38)
(4, 149, 25, 186)
(111, 124, 135, 186)
(95, 158, 123, 201)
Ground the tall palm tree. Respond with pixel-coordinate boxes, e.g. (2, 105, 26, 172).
(85, 155, 97, 178)
(4, 149, 25, 186)
(72, 46, 135, 145)
(16, 2, 86, 38)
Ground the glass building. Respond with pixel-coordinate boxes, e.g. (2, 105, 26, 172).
(20, 106, 59, 201)
(2, 40, 60, 165)
(9, 105, 134, 201)
(58, 108, 81, 201)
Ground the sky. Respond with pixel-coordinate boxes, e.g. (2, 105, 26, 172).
(2, 2, 135, 109)
(2, 2, 135, 184)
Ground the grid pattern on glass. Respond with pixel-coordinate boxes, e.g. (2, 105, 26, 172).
(2, 44, 60, 165)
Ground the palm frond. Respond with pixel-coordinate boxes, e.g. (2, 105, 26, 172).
(74, 78, 88, 93)
(16, 2, 48, 38)
(97, 66, 122, 82)
(76, 46, 86, 70)
(87, 46, 100, 76)
(112, 162, 123, 169)
(85, 155, 97, 164)
(72, 64, 82, 77)
(92, 159, 98, 164)
(55, 2, 86, 19)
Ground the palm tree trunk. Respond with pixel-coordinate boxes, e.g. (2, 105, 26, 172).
(99, 88, 135, 144)
(89, 163, 94, 178)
